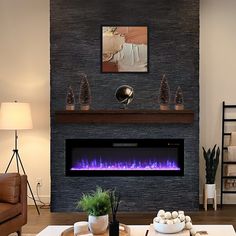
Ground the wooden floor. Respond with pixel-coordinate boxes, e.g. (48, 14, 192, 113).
(23, 205, 236, 234)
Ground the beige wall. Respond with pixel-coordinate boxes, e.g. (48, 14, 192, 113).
(1, 0, 236, 204)
(0, 0, 50, 204)
(200, 0, 236, 203)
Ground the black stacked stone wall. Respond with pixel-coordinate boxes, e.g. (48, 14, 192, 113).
(51, 0, 199, 212)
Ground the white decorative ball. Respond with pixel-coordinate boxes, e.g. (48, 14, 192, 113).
(158, 209, 165, 217)
(166, 220, 174, 225)
(172, 211, 178, 219)
(185, 222, 193, 230)
(164, 212, 172, 219)
(154, 209, 195, 233)
(178, 214, 185, 222)
(178, 210, 184, 215)
(159, 219, 166, 224)
(185, 216, 191, 222)
(173, 218, 181, 224)
(190, 228, 196, 235)
(154, 216, 162, 223)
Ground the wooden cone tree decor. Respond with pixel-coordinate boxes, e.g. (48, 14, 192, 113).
(159, 74, 170, 110)
(79, 73, 91, 110)
(174, 86, 184, 110)
(66, 86, 75, 110)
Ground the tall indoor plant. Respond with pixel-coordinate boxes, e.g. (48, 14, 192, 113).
(77, 187, 111, 234)
(202, 144, 220, 198)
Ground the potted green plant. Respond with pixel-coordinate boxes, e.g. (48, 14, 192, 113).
(202, 144, 220, 198)
(77, 187, 111, 234)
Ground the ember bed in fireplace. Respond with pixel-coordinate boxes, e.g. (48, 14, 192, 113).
(66, 139, 184, 176)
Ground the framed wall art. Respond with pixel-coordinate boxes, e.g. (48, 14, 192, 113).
(101, 26, 149, 73)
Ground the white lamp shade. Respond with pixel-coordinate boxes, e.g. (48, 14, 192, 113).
(0, 102, 33, 130)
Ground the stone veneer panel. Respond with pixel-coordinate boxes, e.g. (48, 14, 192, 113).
(51, 0, 199, 211)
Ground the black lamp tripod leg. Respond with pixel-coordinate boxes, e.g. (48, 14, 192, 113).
(26, 179, 40, 215)
(5, 130, 40, 215)
(16, 152, 40, 215)
(5, 151, 16, 173)
(16, 151, 20, 173)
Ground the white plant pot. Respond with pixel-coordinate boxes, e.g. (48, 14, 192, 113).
(205, 184, 216, 198)
(88, 214, 108, 234)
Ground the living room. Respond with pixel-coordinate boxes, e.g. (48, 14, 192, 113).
(0, 0, 236, 235)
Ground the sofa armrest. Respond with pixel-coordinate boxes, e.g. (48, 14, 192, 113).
(0, 173, 20, 204)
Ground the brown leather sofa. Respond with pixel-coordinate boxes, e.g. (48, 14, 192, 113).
(0, 173, 27, 236)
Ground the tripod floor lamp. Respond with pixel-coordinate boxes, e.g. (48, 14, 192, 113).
(0, 102, 40, 215)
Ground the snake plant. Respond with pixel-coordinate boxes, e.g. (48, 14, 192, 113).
(202, 145, 220, 184)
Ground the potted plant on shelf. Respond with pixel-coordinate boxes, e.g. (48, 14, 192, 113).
(77, 187, 111, 234)
(202, 144, 220, 199)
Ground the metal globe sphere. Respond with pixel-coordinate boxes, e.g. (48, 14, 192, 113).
(115, 85, 134, 109)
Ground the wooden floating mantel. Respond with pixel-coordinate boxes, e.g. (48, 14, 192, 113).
(55, 110, 194, 124)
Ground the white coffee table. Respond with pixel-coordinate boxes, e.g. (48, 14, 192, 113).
(36, 224, 236, 236)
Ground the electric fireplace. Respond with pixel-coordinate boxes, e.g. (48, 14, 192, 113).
(66, 139, 184, 176)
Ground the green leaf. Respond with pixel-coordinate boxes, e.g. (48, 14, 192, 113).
(202, 145, 220, 184)
(76, 186, 111, 216)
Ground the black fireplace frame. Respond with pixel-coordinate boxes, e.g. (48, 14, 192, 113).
(65, 139, 184, 176)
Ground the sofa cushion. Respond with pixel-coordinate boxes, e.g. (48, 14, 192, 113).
(0, 202, 21, 223)
(0, 173, 20, 204)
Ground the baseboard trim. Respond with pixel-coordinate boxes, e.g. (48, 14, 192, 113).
(28, 194, 236, 205)
(27, 195, 50, 205)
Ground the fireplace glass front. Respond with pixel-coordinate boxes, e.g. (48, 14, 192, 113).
(66, 139, 184, 176)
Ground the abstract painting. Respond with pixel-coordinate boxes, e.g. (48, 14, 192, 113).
(102, 26, 148, 73)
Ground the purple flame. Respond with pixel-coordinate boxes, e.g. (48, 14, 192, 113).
(71, 158, 180, 171)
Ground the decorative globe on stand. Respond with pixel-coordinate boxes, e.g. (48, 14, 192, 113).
(115, 85, 134, 109)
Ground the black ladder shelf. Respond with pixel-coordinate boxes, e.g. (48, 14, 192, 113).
(221, 101, 236, 206)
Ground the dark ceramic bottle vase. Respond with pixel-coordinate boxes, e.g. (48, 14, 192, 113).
(109, 220, 119, 236)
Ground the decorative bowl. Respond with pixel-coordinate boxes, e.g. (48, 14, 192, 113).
(153, 220, 185, 234)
